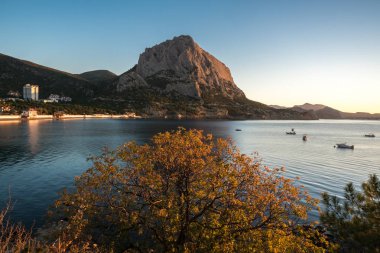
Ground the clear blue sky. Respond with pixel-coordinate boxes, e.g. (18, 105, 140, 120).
(1, 0, 379, 112)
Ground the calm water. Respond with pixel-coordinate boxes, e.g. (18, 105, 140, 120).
(1, 119, 379, 227)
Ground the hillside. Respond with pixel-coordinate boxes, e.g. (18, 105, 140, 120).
(78, 70, 117, 83)
(294, 103, 326, 111)
(0, 53, 94, 101)
(292, 103, 380, 119)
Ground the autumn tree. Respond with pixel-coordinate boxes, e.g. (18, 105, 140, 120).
(53, 128, 330, 252)
(320, 174, 380, 252)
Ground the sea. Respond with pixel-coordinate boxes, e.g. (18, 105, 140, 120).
(0, 119, 379, 228)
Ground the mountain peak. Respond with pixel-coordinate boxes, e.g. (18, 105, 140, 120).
(78, 70, 117, 83)
(135, 35, 245, 99)
(172, 34, 195, 44)
(296, 103, 326, 111)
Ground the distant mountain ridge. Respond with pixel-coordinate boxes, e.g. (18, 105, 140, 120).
(270, 103, 380, 120)
(294, 103, 326, 111)
(78, 70, 117, 83)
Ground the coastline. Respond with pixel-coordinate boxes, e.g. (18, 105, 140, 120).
(0, 114, 141, 121)
(1, 114, 380, 122)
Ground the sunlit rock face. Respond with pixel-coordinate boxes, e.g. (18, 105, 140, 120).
(135, 35, 245, 99)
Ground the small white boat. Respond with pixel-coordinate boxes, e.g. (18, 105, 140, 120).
(286, 128, 296, 135)
(364, 133, 375, 137)
(335, 143, 354, 149)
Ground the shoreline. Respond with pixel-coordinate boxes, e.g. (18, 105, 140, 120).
(1, 114, 379, 122)
(0, 114, 141, 121)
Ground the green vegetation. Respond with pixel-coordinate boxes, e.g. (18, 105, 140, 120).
(1, 100, 121, 115)
(320, 174, 380, 252)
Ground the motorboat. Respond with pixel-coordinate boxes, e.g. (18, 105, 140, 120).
(335, 143, 354, 149)
(286, 128, 296, 135)
(302, 135, 307, 141)
(235, 129, 242, 131)
(364, 133, 375, 137)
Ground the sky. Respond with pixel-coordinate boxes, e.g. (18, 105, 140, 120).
(1, 0, 379, 113)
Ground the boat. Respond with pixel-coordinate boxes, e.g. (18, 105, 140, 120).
(335, 143, 354, 149)
(235, 129, 242, 131)
(302, 135, 307, 141)
(286, 128, 296, 135)
(364, 133, 375, 137)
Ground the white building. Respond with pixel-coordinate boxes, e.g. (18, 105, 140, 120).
(46, 94, 72, 103)
(21, 108, 38, 118)
(60, 96, 72, 102)
(48, 94, 60, 102)
(23, 84, 39, 101)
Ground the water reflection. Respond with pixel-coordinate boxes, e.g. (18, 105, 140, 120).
(27, 120, 41, 154)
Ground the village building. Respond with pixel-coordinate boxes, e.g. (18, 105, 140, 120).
(23, 84, 39, 101)
(21, 108, 38, 118)
(48, 94, 60, 102)
(60, 96, 72, 102)
(7, 90, 21, 98)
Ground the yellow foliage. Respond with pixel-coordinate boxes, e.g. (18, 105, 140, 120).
(52, 128, 332, 252)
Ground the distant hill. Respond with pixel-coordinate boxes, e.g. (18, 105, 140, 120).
(341, 111, 380, 120)
(0, 53, 94, 101)
(294, 103, 326, 111)
(78, 70, 117, 83)
(291, 103, 380, 120)
(269, 105, 288, 109)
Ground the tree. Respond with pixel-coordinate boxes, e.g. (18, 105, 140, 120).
(320, 174, 380, 252)
(53, 128, 329, 252)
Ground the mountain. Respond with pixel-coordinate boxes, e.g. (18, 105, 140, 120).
(292, 103, 341, 119)
(103, 35, 315, 119)
(291, 103, 380, 120)
(341, 111, 380, 120)
(0, 36, 317, 119)
(0, 53, 94, 101)
(294, 103, 326, 111)
(78, 70, 117, 83)
(110, 35, 246, 100)
(269, 105, 288, 109)
(135, 35, 245, 99)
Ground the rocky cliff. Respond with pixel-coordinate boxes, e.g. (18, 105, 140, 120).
(133, 35, 245, 99)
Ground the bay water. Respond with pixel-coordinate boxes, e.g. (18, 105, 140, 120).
(1, 119, 379, 227)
